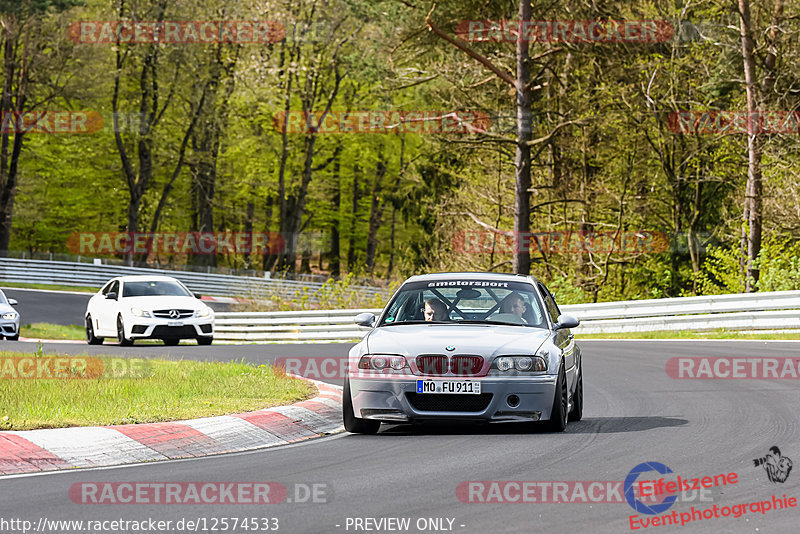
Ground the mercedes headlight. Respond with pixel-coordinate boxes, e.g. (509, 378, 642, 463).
(130, 307, 152, 318)
(1, 312, 17, 320)
(195, 307, 212, 317)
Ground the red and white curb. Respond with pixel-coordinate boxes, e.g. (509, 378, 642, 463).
(0, 379, 342, 476)
(200, 295, 243, 304)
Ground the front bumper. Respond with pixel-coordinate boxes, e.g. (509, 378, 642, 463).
(350, 375, 557, 423)
(0, 319, 19, 337)
(125, 317, 214, 339)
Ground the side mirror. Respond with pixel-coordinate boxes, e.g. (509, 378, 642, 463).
(194, 293, 203, 299)
(555, 314, 579, 330)
(105, 292, 117, 300)
(8, 298, 17, 306)
(354, 312, 376, 327)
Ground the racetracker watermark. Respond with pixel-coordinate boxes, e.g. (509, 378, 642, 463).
(666, 357, 800, 379)
(275, 356, 353, 380)
(456, 480, 713, 504)
(69, 482, 331, 504)
(275, 355, 495, 379)
(451, 230, 670, 255)
(273, 111, 490, 134)
(68, 21, 285, 44)
(667, 111, 800, 135)
(0, 111, 103, 134)
(67, 232, 286, 256)
(0, 357, 151, 379)
(455, 20, 673, 43)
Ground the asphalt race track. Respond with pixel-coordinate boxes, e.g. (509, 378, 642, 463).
(0, 290, 799, 533)
(1, 288, 92, 326)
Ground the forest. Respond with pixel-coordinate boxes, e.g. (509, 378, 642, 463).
(2, 0, 800, 304)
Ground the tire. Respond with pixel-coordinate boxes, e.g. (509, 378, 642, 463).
(163, 338, 180, 346)
(86, 315, 103, 345)
(343, 378, 380, 434)
(196, 337, 213, 346)
(569, 367, 583, 422)
(545, 362, 568, 432)
(117, 315, 134, 346)
(6, 334, 18, 341)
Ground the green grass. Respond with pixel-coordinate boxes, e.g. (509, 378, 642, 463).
(578, 329, 800, 340)
(0, 352, 314, 430)
(1, 282, 98, 293)
(21, 322, 85, 340)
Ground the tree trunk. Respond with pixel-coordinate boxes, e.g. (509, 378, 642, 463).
(513, 0, 533, 274)
(244, 199, 255, 269)
(263, 195, 277, 272)
(329, 154, 341, 277)
(0, 19, 25, 255)
(347, 163, 361, 272)
(738, 0, 783, 291)
(365, 151, 387, 276)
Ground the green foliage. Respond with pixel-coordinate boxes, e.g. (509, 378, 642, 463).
(695, 245, 743, 295)
(695, 237, 800, 295)
(546, 277, 588, 305)
(5, 0, 800, 306)
(0, 0, 83, 16)
(755, 238, 800, 292)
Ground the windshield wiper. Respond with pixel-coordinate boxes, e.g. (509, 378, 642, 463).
(454, 319, 530, 326)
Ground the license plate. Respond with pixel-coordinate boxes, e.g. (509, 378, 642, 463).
(416, 380, 481, 395)
(167, 321, 184, 327)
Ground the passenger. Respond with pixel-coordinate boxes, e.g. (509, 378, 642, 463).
(424, 298, 448, 321)
(500, 292, 528, 323)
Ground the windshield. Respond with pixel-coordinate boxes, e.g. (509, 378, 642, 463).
(122, 280, 192, 298)
(379, 280, 546, 328)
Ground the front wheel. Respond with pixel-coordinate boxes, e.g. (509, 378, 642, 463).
(162, 338, 180, 346)
(6, 334, 19, 341)
(117, 316, 134, 346)
(86, 315, 103, 345)
(545, 363, 568, 432)
(196, 337, 213, 346)
(343, 378, 380, 434)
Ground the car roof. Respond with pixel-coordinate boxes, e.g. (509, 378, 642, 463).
(403, 272, 542, 285)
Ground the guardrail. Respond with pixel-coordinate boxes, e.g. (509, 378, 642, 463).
(214, 309, 378, 342)
(213, 290, 800, 342)
(0, 257, 388, 303)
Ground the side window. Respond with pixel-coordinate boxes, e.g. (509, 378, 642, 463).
(109, 281, 119, 298)
(538, 283, 560, 322)
(101, 281, 114, 295)
(385, 292, 410, 323)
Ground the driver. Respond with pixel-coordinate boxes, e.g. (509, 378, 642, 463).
(500, 292, 529, 323)
(424, 298, 448, 321)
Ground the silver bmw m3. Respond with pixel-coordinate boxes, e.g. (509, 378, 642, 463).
(343, 272, 582, 434)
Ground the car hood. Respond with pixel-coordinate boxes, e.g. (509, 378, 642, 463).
(121, 296, 205, 310)
(0, 303, 15, 314)
(366, 324, 550, 358)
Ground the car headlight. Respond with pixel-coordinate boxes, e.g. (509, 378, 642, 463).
(195, 307, 212, 317)
(1, 312, 17, 320)
(493, 356, 547, 373)
(358, 354, 408, 373)
(130, 307, 152, 318)
(496, 357, 514, 372)
(515, 357, 534, 371)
